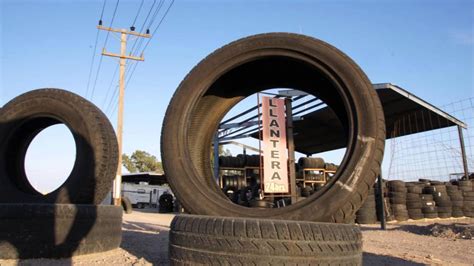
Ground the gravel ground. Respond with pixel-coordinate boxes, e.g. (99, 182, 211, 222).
(1, 210, 473, 265)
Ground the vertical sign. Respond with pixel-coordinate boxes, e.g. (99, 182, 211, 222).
(262, 96, 289, 193)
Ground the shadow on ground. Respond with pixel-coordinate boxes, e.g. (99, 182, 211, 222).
(121, 220, 170, 265)
(360, 224, 431, 235)
(363, 252, 425, 266)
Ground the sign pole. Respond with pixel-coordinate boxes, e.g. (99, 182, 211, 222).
(285, 98, 297, 203)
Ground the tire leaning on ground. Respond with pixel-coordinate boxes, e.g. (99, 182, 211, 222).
(121, 196, 133, 214)
(0, 204, 122, 259)
(161, 33, 385, 222)
(169, 214, 362, 265)
(0, 89, 118, 204)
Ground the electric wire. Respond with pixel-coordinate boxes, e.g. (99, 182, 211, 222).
(131, 0, 145, 30)
(105, 0, 174, 116)
(101, 65, 119, 109)
(90, 0, 120, 101)
(124, 0, 174, 91)
(85, 0, 107, 99)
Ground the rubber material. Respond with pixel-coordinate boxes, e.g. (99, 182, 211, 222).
(161, 33, 385, 222)
(0, 89, 118, 204)
(298, 157, 325, 169)
(169, 214, 362, 265)
(121, 196, 133, 214)
(0, 204, 122, 259)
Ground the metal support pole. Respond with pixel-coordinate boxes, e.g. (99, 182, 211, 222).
(213, 134, 220, 184)
(285, 98, 297, 204)
(377, 174, 386, 230)
(458, 125, 469, 179)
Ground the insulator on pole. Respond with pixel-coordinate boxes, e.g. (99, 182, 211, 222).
(146, 29, 150, 34)
(130, 26, 136, 31)
(99, 20, 103, 26)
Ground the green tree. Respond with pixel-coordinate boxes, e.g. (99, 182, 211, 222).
(122, 150, 163, 173)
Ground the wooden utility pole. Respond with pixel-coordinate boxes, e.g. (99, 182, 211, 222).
(98, 25, 151, 206)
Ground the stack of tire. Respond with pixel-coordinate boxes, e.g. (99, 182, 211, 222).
(324, 163, 338, 171)
(243, 154, 261, 167)
(158, 193, 174, 213)
(446, 184, 464, 217)
(420, 191, 438, 219)
(430, 184, 453, 218)
(457, 180, 474, 217)
(298, 157, 325, 169)
(387, 180, 409, 221)
(376, 180, 394, 222)
(219, 155, 245, 168)
(405, 182, 424, 220)
(355, 187, 378, 224)
(0, 89, 122, 259)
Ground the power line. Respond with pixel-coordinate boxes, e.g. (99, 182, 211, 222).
(85, 0, 107, 99)
(102, 0, 159, 114)
(124, 0, 174, 89)
(105, 85, 119, 115)
(90, 0, 120, 101)
(128, 0, 162, 62)
(131, 0, 145, 31)
(101, 65, 119, 109)
(99, 0, 107, 22)
(142, 0, 174, 51)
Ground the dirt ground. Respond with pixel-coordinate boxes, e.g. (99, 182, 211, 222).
(1, 210, 473, 266)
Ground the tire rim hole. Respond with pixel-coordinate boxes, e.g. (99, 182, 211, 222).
(24, 124, 76, 195)
(215, 89, 347, 208)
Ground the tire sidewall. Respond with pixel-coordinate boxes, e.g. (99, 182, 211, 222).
(162, 33, 384, 221)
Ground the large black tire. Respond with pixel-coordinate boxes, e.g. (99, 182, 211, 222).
(161, 33, 385, 222)
(0, 204, 122, 259)
(121, 196, 133, 214)
(298, 157, 325, 169)
(0, 89, 118, 204)
(169, 214, 362, 265)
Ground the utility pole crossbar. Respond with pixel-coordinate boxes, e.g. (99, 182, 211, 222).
(98, 25, 151, 206)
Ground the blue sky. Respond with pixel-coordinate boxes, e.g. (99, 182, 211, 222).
(1, 0, 473, 193)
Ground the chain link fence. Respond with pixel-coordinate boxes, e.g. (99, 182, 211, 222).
(387, 97, 473, 181)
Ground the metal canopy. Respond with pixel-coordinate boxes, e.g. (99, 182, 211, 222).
(249, 83, 467, 155)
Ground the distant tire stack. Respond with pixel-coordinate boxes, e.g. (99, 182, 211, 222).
(458, 180, 474, 217)
(159, 193, 174, 213)
(218, 156, 245, 168)
(298, 157, 325, 169)
(431, 184, 452, 218)
(446, 184, 464, 217)
(355, 187, 377, 224)
(387, 181, 408, 221)
(405, 182, 424, 220)
(420, 192, 438, 219)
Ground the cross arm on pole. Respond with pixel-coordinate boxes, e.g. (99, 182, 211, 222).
(102, 49, 145, 61)
(97, 25, 151, 38)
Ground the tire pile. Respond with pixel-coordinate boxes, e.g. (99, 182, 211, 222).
(0, 89, 122, 259)
(356, 178, 474, 224)
(431, 184, 453, 218)
(456, 180, 474, 217)
(405, 182, 424, 220)
(446, 184, 464, 217)
(158, 193, 174, 213)
(420, 191, 438, 219)
(218, 154, 260, 168)
(387, 180, 409, 221)
(355, 187, 378, 224)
